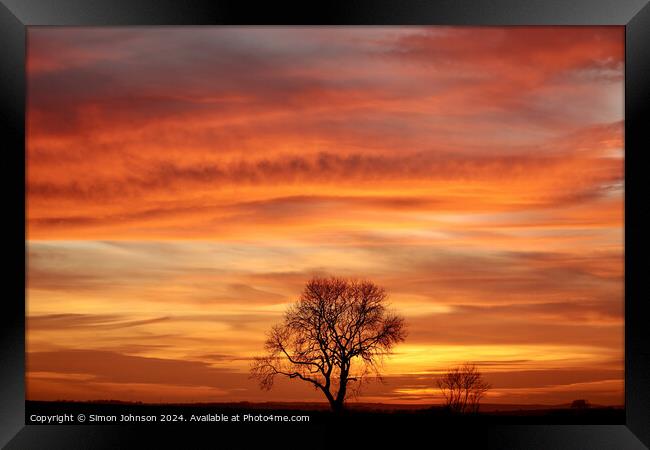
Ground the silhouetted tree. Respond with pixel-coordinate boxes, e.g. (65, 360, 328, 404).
(571, 399, 591, 409)
(437, 363, 490, 414)
(250, 277, 406, 413)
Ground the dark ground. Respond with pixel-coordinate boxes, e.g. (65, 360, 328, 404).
(25, 400, 624, 425)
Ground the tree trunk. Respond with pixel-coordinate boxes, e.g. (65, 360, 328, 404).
(330, 398, 345, 414)
(332, 365, 348, 414)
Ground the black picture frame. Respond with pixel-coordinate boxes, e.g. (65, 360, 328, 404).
(1, 1, 648, 448)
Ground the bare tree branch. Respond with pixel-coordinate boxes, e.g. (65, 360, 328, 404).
(437, 363, 491, 414)
(250, 277, 407, 413)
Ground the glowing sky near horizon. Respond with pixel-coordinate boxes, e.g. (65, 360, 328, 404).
(26, 27, 624, 405)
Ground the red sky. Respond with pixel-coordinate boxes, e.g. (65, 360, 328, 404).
(26, 27, 624, 405)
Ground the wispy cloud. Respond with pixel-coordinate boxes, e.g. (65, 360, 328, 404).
(26, 26, 624, 405)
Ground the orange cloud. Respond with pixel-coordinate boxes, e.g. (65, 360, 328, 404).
(26, 26, 624, 405)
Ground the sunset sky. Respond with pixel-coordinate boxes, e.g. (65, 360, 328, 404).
(26, 27, 624, 405)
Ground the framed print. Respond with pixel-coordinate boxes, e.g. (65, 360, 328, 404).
(1, 1, 649, 448)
